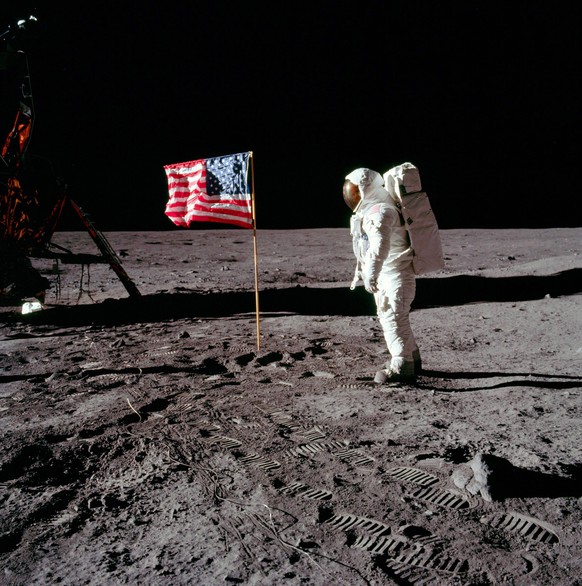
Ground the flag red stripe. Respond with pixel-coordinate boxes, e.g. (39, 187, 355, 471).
(166, 192, 250, 208)
(164, 210, 253, 229)
(165, 199, 252, 215)
(189, 203, 252, 219)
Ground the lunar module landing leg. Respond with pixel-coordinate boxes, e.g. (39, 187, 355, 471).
(68, 198, 141, 298)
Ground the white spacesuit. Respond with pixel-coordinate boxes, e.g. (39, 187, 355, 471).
(344, 168, 421, 383)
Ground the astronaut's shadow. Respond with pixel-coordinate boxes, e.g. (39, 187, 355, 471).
(419, 369, 582, 392)
(412, 268, 582, 308)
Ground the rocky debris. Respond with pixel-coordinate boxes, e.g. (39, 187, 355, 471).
(452, 452, 517, 502)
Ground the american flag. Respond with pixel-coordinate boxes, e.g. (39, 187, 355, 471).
(164, 152, 253, 229)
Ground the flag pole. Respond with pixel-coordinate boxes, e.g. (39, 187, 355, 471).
(250, 151, 261, 351)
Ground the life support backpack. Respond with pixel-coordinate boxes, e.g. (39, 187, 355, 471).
(383, 162, 445, 276)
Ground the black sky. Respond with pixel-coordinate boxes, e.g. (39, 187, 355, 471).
(1, 1, 580, 231)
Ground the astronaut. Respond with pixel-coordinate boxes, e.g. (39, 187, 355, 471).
(343, 167, 421, 383)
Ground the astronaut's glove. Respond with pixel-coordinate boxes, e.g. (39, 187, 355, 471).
(364, 277, 378, 294)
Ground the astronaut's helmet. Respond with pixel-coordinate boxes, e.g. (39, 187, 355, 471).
(344, 168, 382, 211)
(342, 179, 361, 211)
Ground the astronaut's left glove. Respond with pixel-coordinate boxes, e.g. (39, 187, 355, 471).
(364, 276, 378, 294)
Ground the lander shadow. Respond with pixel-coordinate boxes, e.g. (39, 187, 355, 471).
(7, 268, 582, 327)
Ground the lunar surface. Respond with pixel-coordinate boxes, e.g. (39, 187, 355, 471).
(1, 227, 581, 585)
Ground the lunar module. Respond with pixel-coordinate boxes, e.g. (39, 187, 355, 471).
(0, 15, 140, 304)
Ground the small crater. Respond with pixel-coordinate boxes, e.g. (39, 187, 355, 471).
(255, 352, 283, 366)
(443, 445, 472, 463)
(141, 398, 169, 413)
(79, 426, 105, 439)
(234, 353, 255, 366)
(198, 358, 228, 375)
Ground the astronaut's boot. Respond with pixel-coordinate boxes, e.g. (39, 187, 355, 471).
(385, 349, 422, 373)
(374, 357, 416, 384)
